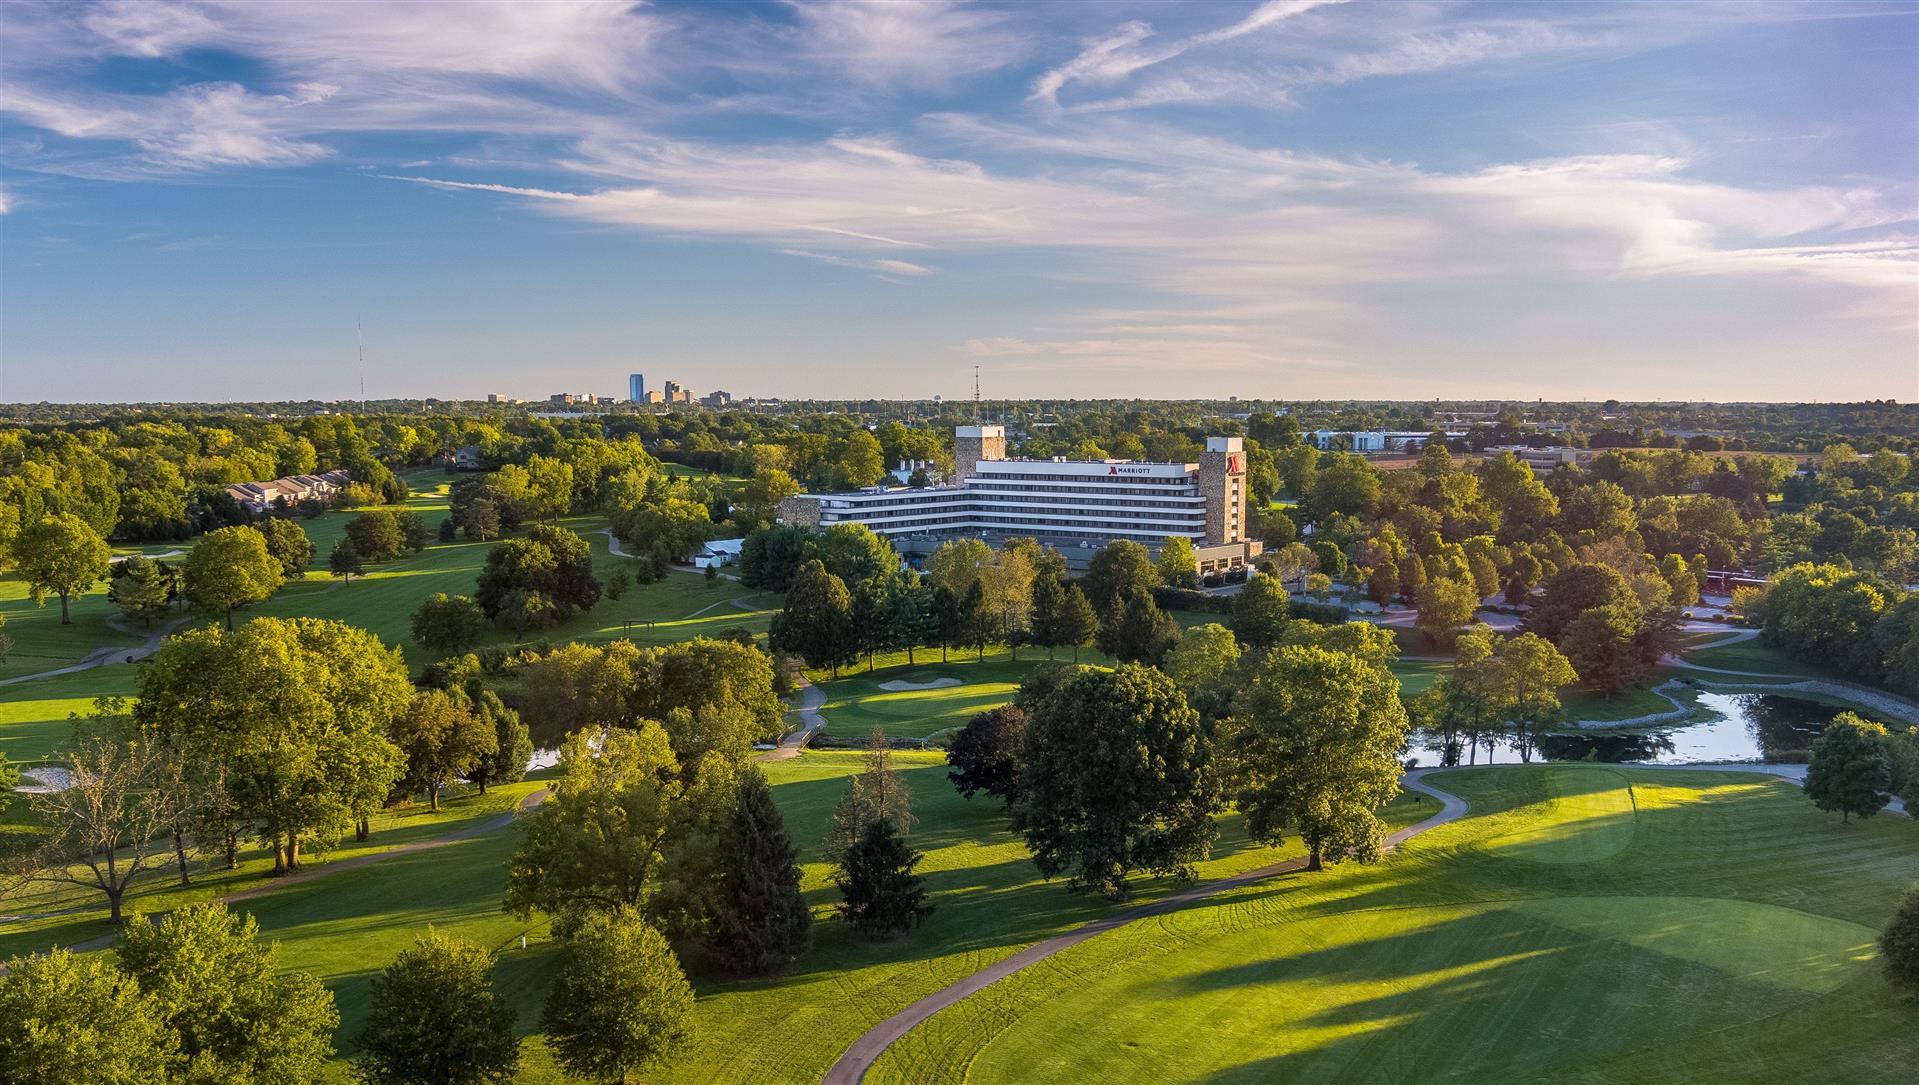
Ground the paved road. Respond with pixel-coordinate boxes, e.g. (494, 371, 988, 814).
(819, 770, 1471, 1085)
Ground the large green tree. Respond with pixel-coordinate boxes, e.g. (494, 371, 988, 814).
(410, 593, 491, 657)
(117, 903, 338, 1085)
(1883, 884, 1919, 996)
(354, 930, 520, 1085)
(946, 705, 1028, 805)
(504, 724, 725, 934)
(708, 768, 812, 975)
(135, 618, 410, 873)
(1012, 664, 1220, 898)
(16, 512, 111, 624)
(1164, 623, 1242, 720)
(1156, 536, 1199, 588)
(739, 524, 810, 591)
(1096, 589, 1180, 666)
(391, 690, 497, 810)
(1804, 713, 1893, 823)
(1229, 643, 1410, 870)
(108, 555, 173, 628)
(256, 518, 314, 579)
(770, 558, 855, 676)
(1414, 575, 1479, 648)
(1081, 539, 1160, 614)
(1231, 573, 1291, 650)
(809, 522, 898, 587)
(541, 910, 693, 1082)
(0, 949, 174, 1085)
(465, 690, 533, 796)
(183, 525, 284, 630)
(474, 525, 600, 623)
(614, 497, 713, 564)
(835, 819, 933, 940)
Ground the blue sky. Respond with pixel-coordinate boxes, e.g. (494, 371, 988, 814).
(1, 0, 1914, 403)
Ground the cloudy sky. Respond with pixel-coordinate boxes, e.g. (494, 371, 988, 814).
(1, 0, 1914, 402)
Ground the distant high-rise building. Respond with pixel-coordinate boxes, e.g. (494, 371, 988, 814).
(629, 374, 645, 403)
(663, 379, 689, 404)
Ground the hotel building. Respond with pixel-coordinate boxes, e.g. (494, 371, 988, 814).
(780, 426, 1263, 574)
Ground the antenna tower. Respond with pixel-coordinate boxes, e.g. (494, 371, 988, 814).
(973, 364, 980, 418)
(357, 315, 367, 408)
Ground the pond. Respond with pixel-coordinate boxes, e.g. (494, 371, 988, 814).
(1410, 692, 1840, 767)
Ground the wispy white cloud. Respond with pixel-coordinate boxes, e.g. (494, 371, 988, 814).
(1030, 1, 1345, 106)
(784, 1, 1027, 91)
(777, 248, 935, 279)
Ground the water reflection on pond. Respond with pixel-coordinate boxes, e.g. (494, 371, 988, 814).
(1411, 692, 1839, 767)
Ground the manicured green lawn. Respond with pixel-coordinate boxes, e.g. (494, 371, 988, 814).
(0, 665, 140, 768)
(6, 747, 1426, 1084)
(0, 571, 145, 682)
(1560, 679, 1682, 723)
(1686, 638, 1830, 678)
(814, 649, 1111, 741)
(0, 778, 550, 962)
(869, 764, 1919, 1085)
(818, 663, 1024, 741)
(1390, 658, 1447, 695)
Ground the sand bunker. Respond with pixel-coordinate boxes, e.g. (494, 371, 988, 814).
(877, 676, 964, 692)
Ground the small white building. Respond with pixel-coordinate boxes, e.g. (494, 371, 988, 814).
(694, 538, 745, 569)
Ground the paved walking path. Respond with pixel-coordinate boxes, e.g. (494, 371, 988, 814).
(0, 615, 190, 688)
(820, 771, 1471, 1085)
(760, 681, 826, 762)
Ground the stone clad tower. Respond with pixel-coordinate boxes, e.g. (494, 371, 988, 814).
(1198, 436, 1247, 546)
(953, 425, 1006, 482)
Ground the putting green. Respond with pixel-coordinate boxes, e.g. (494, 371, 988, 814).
(960, 896, 1878, 1085)
(818, 662, 1038, 739)
(854, 682, 1020, 720)
(1480, 764, 1637, 864)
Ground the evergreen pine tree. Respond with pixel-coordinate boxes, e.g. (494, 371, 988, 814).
(834, 819, 933, 940)
(709, 769, 812, 975)
(887, 579, 935, 665)
(824, 728, 915, 862)
(1028, 573, 1065, 658)
(1055, 582, 1098, 662)
(930, 583, 962, 663)
(958, 580, 998, 661)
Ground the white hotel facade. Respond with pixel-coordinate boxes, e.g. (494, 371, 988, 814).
(780, 426, 1263, 574)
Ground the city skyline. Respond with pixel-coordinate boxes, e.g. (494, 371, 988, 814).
(2, 1, 1916, 403)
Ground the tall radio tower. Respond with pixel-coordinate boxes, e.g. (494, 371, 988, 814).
(973, 364, 980, 418)
(357, 315, 367, 408)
